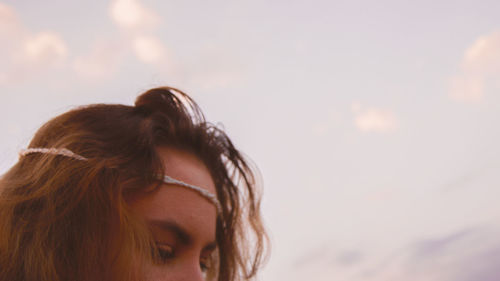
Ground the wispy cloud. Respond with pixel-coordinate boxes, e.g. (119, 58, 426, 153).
(1, 0, 166, 82)
(0, 2, 22, 36)
(287, 244, 366, 281)
(411, 229, 472, 260)
(351, 102, 397, 133)
(133, 35, 167, 64)
(449, 75, 484, 103)
(449, 31, 500, 103)
(286, 226, 500, 281)
(23, 31, 68, 65)
(462, 32, 500, 73)
(109, 0, 159, 30)
(367, 227, 500, 281)
(108, 0, 168, 67)
(0, 3, 68, 85)
(108, 1, 246, 90)
(335, 250, 364, 266)
(72, 39, 125, 80)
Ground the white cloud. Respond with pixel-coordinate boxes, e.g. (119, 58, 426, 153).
(0, 3, 22, 83)
(449, 75, 484, 103)
(0, 4, 69, 84)
(449, 31, 500, 103)
(0, 2, 20, 36)
(0, 3, 15, 19)
(23, 31, 68, 65)
(108, 0, 167, 67)
(133, 35, 166, 64)
(72, 40, 125, 80)
(109, 0, 159, 30)
(462, 32, 500, 73)
(352, 103, 397, 133)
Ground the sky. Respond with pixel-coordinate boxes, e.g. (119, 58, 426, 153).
(1, 1, 500, 280)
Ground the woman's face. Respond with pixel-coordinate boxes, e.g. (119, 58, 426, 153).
(129, 147, 218, 281)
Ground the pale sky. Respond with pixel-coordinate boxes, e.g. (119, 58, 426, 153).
(1, 1, 500, 280)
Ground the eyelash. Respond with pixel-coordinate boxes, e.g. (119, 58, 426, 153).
(154, 244, 211, 272)
(199, 257, 210, 273)
(156, 246, 175, 261)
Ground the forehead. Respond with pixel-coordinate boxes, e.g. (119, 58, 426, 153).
(128, 147, 217, 242)
(156, 146, 216, 195)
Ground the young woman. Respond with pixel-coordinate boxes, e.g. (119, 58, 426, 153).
(0, 87, 267, 281)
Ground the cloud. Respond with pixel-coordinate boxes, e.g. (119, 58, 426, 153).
(109, 0, 159, 30)
(449, 74, 484, 103)
(449, 31, 500, 103)
(351, 103, 397, 133)
(108, 1, 244, 89)
(0, 3, 70, 85)
(23, 31, 68, 65)
(453, 247, 500, 281)
(0, 2, 21, 36)
(133, 35, 167, 64)
(462, 32, 500, 73)
(411, 229, 471, 259)
(363, 227, 500, 281)
(285, 226, 500, 281)
(108, 0, 169, 68)
(72, 40, 125, 80)
(287, 245, 366, 281)
(0, 3, 15, 20)
(336, 250, 364, 266)
(0, 3, 22, 83)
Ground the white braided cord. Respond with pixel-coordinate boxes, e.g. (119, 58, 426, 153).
(19, 148, 88, 161)
(162, 175, 222, 215)
(18, 147, 221, 214)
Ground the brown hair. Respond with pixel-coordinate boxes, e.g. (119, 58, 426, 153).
(0, 87, 268, 281)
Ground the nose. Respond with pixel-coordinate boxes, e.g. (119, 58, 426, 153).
(174, 259, 206, 281)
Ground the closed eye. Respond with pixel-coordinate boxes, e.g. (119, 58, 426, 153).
(154, 243, 175, 264)
(200, 247, 217, 275)
(149, 219, 217, 273)
(154, 243, 214, 273)
(199, 256, 211, 272)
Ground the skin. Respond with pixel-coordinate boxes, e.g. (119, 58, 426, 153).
(129, 147, 218, 281)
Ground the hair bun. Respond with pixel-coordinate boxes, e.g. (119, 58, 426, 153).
(135, 87, 182, 111)
(134, 86, 205, 123)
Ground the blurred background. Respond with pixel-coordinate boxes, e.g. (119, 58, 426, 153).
(1, 1, 500, 280)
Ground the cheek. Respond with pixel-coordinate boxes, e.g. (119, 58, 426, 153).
(142, 263, 170, 281)
(140, 257, 207, 281)
(141, 261, 178, 281)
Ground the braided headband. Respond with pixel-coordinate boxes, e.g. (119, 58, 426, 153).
(19, 148, 222, 214)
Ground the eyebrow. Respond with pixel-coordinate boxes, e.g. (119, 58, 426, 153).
(148, 219, 217, 251)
